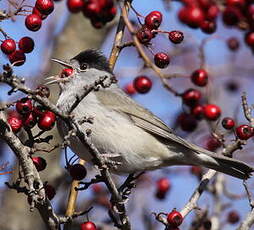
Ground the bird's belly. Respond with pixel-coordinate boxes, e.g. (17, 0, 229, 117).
(58, 106, 170, 173)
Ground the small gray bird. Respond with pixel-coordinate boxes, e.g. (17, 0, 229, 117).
(51, 49, 253, 180)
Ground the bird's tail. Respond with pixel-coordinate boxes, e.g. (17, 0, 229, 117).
(167, 135, 254, 180)
(196, 152, 253, 180)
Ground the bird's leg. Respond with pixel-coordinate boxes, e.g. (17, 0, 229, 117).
(118, 172, 145, 202)
(97, 152, 122, 170)
(75, 174, 103, 191)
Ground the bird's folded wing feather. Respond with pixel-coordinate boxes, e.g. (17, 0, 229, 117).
(95, 89, 203, 153)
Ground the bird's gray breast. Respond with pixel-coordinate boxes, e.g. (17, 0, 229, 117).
(56, 90, 170, 173)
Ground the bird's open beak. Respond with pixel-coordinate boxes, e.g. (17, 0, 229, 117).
(46, 58, 73, 85)
(51, 58, 73, 68)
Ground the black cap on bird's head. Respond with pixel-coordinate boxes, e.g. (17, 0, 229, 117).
(71, 49, 112, 74)
(47, 49, 113, 86)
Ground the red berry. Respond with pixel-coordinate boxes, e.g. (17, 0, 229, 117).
(222, 7, 241, 26)
(36, 85, 50, 98)
(32, 7, 48, 20)
(197, 0, 212, 9)
(92, 184, 103, 193)
(156, 177, 171, 193)
(182, 89, 202, 107)
(35, 0, 54, 15)
(191, 69, 208, 87)
(32, 156, 47, 171)
(227, 0, 245, 8)
(178, 113, 197, 132)
(190, 166, 203, 178)
(178, 7, 189, 24)
(206, 5, 219, 20)
(80, 221, 97, 230)
(99, 0, 114, 9)
(7, 113, 23, 133)
(18, 37, 34, 53)
(23, 112, 37, 129)
(25, 14, 42, 31)
(83, 2, 101, 17)
(227, 210, 240, 224)
(45, 184, 56, 200)
(102, 6, 117, 23)
(167, 210, 183, 227)
(1, 39, 16, 54)
(235, 124, 254, 140)
(124, 83, 136, 95)
(90, 20, 104, 29)
(33, 105, 46, 118)
(8, 50, 26, 66)
(185, 7, 205, 28)
(145, 11, 163, 29)
(69, 164, 87, 180)
(203, 104, 221, 121)
(245, 31, 254, 47)
(168, 30, 184, 44)
(154, 52, 170, 69)
(133, 76, 152, 94)
(191, 105, 204, 120)
(61, 68, 73, 78)
(222, 117, 235, 129)
(136, 26, 153, 44)
(227, 37, 240, 51)
(67, 0, 84, 13)
(205, 136, 221, 151)
(38, 111, 56, 131)
(16, 98, 33, 114)
(200, 20, 217, 34)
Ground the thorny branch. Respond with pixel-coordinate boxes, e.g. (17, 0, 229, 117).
(0, 55, 135, 230)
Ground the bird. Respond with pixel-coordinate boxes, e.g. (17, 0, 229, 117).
(50, 49, 253, 180)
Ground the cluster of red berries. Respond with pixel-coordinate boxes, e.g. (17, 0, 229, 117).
(27, 157, 56, 200)
(178, 0, 219, 34)
(137, 11, 184, 45)
(7, 87, 55, 133)
(155, 177, 171, 200)
(167, 210, 183, 230)
(25, 0, 54, 32)
(124, 75, 152, 95)
(177, 68, 222, 132)
(221, 117, 254, 140)
(67, 0, 117, 28)
(1, 37, 35, 66)
(136, 10, 184, 69)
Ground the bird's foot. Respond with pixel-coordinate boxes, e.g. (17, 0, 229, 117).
(100, 153, 122, 170)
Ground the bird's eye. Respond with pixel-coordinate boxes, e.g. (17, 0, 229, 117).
(80, 63, 88, 70)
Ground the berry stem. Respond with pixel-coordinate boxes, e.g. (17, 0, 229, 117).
(0, 27, 8, 39)
(122, 5, 179, 96)
(152, 29, 169, 34)
(129, 3, 144, 18)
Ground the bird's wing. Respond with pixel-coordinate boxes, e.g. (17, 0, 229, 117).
(95, 88, 199, 150)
